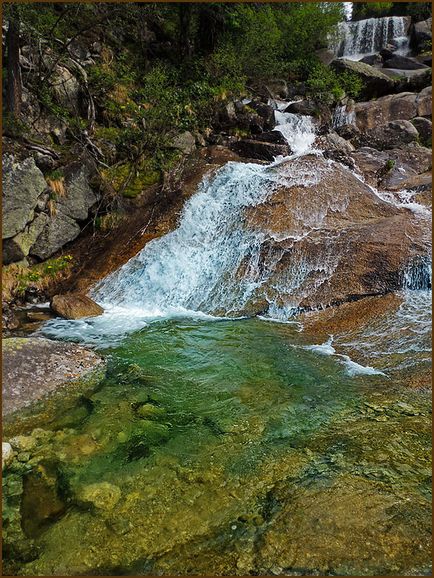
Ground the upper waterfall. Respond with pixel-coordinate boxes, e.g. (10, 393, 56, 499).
(331, 16, 410, 59)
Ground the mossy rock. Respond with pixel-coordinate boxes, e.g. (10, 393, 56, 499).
(101, 160, 161, 198)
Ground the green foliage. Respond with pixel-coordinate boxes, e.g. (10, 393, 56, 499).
(101, 160, 161, 199)
(338, 71, 364, 100)
(224, 3, 343, 80)
(384, 159, 396, 172)
(306, 63, 363, 104)
(352, 3, 393, 19)
(12, 255, 74, 297)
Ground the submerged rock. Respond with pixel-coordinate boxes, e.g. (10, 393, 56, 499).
(2, 337, 105, 427)
(21, 461, 67, 538)
(51, 293, 104, 319)
(77, 482, 121, 511)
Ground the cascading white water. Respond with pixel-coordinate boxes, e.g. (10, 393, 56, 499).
(332, 104, 356, 128)
(274, 111, 316, 154)
(89, 113, 318, 322)
(331, 16, 410, 60)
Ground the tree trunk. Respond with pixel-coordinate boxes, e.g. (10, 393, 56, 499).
(178, 4, 193, 58)
(6, 5, 22, 118)
(198, 6, 224, 55)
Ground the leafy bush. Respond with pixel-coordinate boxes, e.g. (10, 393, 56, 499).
(306, 63, 363, 103)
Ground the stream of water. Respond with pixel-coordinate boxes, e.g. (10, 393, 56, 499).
(3, 97, 431, 575)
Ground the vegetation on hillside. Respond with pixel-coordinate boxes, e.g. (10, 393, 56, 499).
(3, 2, 352, 161)
(352, 2, 431, 21)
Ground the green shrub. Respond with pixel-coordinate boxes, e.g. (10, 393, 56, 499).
(306, 63, 363, 103)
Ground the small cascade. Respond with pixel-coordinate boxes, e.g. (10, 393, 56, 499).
(332, 104, 356, 128)
(273, 110, 316, 155)
(331, 16, 410, 59)
(402, 256, 432, 290)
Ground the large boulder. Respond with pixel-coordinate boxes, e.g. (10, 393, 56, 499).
(382, 54, 429, 70)
(285, 100, 318, 116)
(411, 17, 432, 53)
(172, 131, 196, 155)
(330, 59, 396, 99)
(264, 79, 288, 99)
(2, 155, 48, 239)
(51, 65, 81, 114)
(411, 117, 432, 146)
(354, 88, 431, 130)
(239, 155, 430, 314)
(230, 139, 290, 161)
(350, 144, 432, 190)
(3, 214, 48, 264)
(356, 120, 419, 150)
(31, 156, 99, 259)
(2, 336, 105, 419)
(51, 293, 104, 319)
(248, 101, 276, 131)
(416, 86, 432, 117)
(254, 131, 288, 144)
(30, 213, 81, 260)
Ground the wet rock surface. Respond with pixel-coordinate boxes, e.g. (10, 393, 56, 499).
(242, 155, 430, 313)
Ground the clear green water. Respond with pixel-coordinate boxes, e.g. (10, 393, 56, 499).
(3, 317, 432, 576)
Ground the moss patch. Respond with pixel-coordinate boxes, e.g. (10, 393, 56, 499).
(101, 159, 161, 199)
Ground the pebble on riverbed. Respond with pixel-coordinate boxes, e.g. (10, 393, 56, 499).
(2, 442, 15, 470)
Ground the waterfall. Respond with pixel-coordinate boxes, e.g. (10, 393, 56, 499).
(331, 16, 410, 59)
(91, 114, 318, 319)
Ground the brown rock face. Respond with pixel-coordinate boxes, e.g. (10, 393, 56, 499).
(356, 120, 419, 150)
(240, 155, 430, 314)
(350, 144, 432, 190)
(51, 293, 103, 319)
(354, 88, 432, 131)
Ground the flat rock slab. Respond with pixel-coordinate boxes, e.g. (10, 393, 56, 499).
(2, 337, 105, 416)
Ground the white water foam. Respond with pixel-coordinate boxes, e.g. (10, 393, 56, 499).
(300, 335, 386, 376)
(41, 112, 322, 341)
(274, 111, 316, 155)
(338, 355, 386, 376)
(375, 189, 432, 218)
(304, 335, 336, 356)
